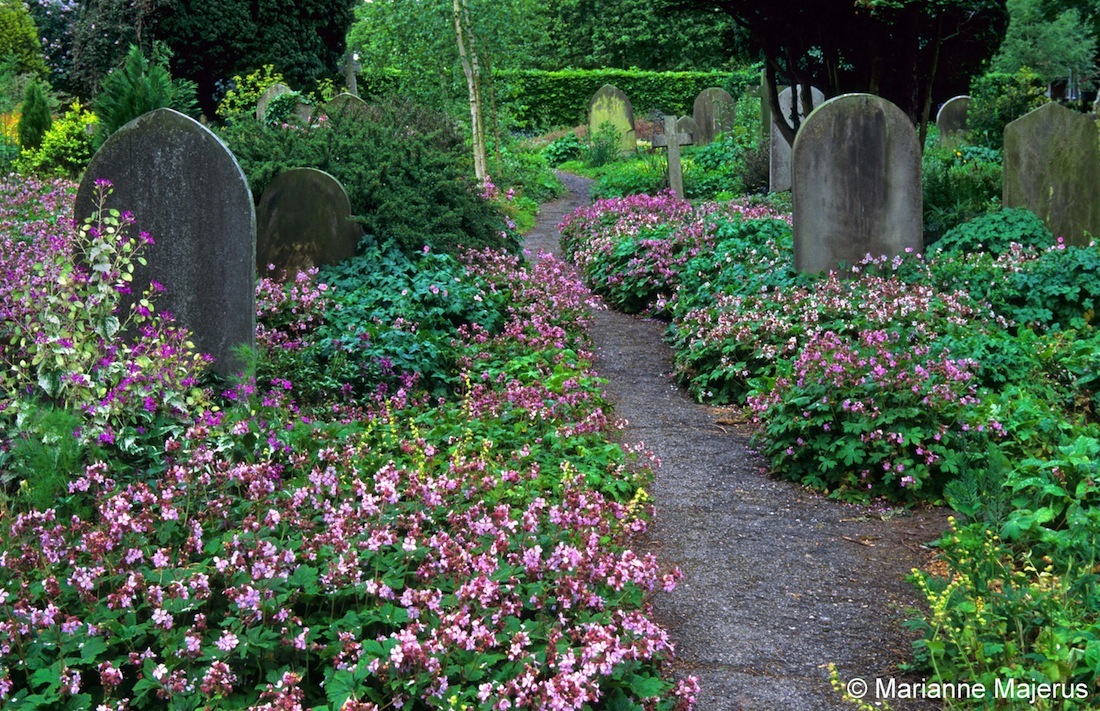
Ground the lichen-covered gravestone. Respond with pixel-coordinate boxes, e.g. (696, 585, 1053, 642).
(770, 85, 825, 192)
(256, 83, 292, 122)
(792, 94, 923, 274)
(75, 108, 256, 376)
(257, 168, 362, 277)
(936, 95, 971, 142)
(692, 87, 735, 146)
(676, 115, 699, 144)
(1003, 102, 1100, 246)
(587, 84, 636, 154)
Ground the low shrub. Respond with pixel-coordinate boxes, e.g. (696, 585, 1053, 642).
(932, 207, 1052, 258)
(541, 131, 583, 166)
(922, 143, 1003, 241)
(16, 100, 97, 179)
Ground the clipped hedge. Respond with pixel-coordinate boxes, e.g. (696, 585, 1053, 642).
(358, 67, 762, 130)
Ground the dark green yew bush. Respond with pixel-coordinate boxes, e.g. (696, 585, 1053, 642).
(933, 207, 1053, 257)
(219, 97, 514, 256)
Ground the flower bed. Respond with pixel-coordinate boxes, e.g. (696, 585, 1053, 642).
(0, 177, 695, 709)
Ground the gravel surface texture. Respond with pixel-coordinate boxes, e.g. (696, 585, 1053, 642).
(524, 173, 953, 711)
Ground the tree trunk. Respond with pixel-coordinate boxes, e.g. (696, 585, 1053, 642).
(453, 0, 487, 181)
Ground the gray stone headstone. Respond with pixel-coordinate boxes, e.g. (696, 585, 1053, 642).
(770, 85, 825, 192)
(1003, 102, 1100, 246)
(792, 94, 923, 274)
(692, 87, 736, 146)
(325, 92, 370, 120)
(256, 83, 292, 122)
(257, 168, 362, 277)
(936, 95, 971, 142)
(587, 84, 636, 154)
(75, 109, 256, 376)
(676, 115, 699, 144)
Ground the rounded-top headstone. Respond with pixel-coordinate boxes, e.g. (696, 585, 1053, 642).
(587, 84, 636, 154)
(324, 92, 370, 121)
(256, 83, 293, 122)
(257, 168, 362, 278)
(75, 108, 256, 376)
(792, 93, 923, 274)
(936, 95, 971, 141)
(770, 85, 825, 192)
(1004, 102, 1100, 246)
(676, 115, 699, 144)
(692, 87, 735, 146)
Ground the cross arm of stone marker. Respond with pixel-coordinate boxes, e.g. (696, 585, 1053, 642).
(652, 116, 692, 199)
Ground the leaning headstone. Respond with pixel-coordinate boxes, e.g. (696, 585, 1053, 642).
(1003, 102, 1100, 246)
(770, 85, 825, 192)
(256, 168, 362, 277)
(792, 94, 923, 274)
(692, 87, 736, 146)
(587, 84, 636, 154)
(325, 92, 370, 120)
(256, 83, 292, 122)
(75, 108, 256, 376)
(936, 95, 971, 142)
(676, 115, 699, 144)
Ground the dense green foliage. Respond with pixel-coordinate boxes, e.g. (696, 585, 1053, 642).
(0, 0, 47, 78)
(92, 44, 199, 145)
(219, 98, 513, 257)
(993, 0, 1097, 84)
(922, 138, 1004, 240)
(16, 77, 51, 151)
(967, 66, 1049, 149)
(16, 100, 97, 178)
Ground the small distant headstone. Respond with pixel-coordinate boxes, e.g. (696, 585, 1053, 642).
(587, 84, 636, 154)
(692, 87, 736, 146)
(256, 168, 362, 277)
(792, 94, 923, 274)
(325, 92, 370, 121)
(75, 109, 256, 376)
(256, 83, 292, 122)
(936, 95, 971, 142)
(770, 85, 825, 192)
(676, 115, 698, 144)
(1003, 102, 1100, 246)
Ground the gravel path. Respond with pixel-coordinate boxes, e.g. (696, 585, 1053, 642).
(525, 173, 952, 711)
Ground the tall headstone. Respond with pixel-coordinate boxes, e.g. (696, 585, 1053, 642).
(75, 109, 256, 376)
(257, 168, 362, 277)
(1003, 102, 1100, 246)
(587, 84, 636, 154)
(770, 85, 825, 192)
(936, 95, 971, 142)
(256, 83, 292, 122)
(692, 87, 736, 146)
(792, 94, 923, 274)
(676, 115, 699, 144)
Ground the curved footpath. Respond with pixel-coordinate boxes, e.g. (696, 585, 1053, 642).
(524, 173, 952, 711)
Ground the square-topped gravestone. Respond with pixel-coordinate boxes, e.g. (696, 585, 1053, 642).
(692, 87, 735, 146)
(770, 85, 824, 192)
(588, 84, 636, 154)
(936, 95, 971, 143)
(1003, 102, 1100, 246)
(75, 108, 256, 376)
(257, 168, 362, 278)
(792, 94, 923, 274)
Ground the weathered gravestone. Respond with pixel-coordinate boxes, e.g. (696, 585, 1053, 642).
(588, 84, 636, 154)
(256, 83, 292, 122)
(692, 87, 735, 146)
(936, 95, 971, 142)
(652, 115, 692, 198)
(1003, 102, 1100, 246)
(676, 115, 699, 144)
(75, 108, 256, 376)
(257, 168, 362, 277)
(325, 92, 370, 120)
(771, 85, 825, 192)
(792, 94, 923, 274)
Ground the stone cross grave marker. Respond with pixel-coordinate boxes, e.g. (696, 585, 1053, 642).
(692, 87, 735, 146)
(792, 94, 923, 274)
(588, 84, 636, 155)
(771, 85, 825, 192)
(256, 168, 362, 278)
(652, 115, 693, 198)
(75, 108, 256, 376)
(936, 95, 971, 143)
(1003, 102, 1100, 246)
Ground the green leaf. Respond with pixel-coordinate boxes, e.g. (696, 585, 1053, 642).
(628, 674, 664, 698)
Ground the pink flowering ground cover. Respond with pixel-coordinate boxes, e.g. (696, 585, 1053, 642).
(0, 177, 696, 709)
